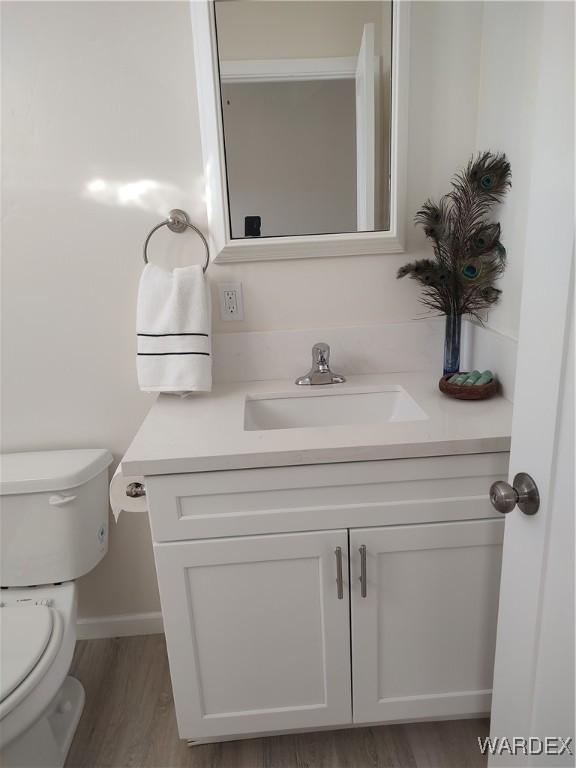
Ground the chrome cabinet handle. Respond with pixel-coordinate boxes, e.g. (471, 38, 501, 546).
(359, 545, 367, 598)
(335, 547, 344, 599)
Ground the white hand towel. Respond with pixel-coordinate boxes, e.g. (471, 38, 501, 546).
(137, 264, 212, 393)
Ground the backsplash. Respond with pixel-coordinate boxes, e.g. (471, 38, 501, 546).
(213, 317, 517, 402)
(465, 321, 518, 402)
(213, 319, 444, 383)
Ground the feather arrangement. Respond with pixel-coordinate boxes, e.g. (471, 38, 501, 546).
(398, 151, 512, 322)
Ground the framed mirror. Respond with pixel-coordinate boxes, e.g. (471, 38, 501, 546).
(191, 0, 410, 263)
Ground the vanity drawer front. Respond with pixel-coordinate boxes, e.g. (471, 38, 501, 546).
(146, 452, 508, 542)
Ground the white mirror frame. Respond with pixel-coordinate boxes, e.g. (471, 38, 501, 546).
(190, 0, 410, 264)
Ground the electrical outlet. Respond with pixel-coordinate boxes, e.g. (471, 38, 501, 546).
(218, 282, 244, 321)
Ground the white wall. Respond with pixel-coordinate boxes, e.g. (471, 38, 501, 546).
(464, 2, 545, 400)
(2, 1, 487, 622)
(474, 1, 543, 341)
(1, 0, 204, 619)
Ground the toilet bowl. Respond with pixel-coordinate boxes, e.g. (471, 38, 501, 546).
(0, 449, 112, 768)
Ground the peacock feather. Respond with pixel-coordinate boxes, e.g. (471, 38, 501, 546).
(398, 151, 511, 321)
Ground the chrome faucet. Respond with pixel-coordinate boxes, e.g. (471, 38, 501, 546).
(295, 342, 346, 385)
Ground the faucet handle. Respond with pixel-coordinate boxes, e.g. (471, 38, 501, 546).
(312, 342, 330, 367)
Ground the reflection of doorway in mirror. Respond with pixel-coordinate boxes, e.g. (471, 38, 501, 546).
(214, 1, 392, 240)
(222, 79, 357, 239)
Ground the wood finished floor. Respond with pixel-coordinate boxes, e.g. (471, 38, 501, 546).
(66, 635, 489, 768)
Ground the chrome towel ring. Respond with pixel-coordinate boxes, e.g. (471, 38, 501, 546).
(143, 209, 210, 273)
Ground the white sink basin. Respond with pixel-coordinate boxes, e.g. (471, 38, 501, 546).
(244, 386, 428, 431)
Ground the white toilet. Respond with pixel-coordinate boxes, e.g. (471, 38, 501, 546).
(0, 449, 113, 768)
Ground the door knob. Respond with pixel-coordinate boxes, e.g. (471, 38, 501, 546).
(490, 472, 540, 515)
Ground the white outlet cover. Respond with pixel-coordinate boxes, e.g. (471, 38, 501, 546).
(218, 282, 244, 322)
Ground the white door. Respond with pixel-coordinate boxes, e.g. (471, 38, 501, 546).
(356, 22, 376, 231)
(154, 530, 352, 740)
(488, 3, 574, 764)
(350, 520, 504, 724)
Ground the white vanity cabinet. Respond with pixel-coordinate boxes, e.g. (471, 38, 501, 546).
(147, 452, 507, 743)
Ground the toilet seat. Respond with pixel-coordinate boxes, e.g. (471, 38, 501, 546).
(0, 585, 81, 767)
(2, 607, 54, 700)
(0, 605, 64, 720)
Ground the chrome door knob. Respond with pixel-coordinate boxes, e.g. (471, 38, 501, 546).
(490, 472, 540, 516)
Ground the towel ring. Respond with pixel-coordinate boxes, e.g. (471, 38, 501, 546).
(143, 209, 210, 273)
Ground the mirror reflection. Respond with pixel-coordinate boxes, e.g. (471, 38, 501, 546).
(214, 1, 393, 239)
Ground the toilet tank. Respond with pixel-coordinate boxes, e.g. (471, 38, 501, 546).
(0, 449, 113, 587)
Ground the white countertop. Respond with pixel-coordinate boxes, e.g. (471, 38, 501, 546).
(122, 373, 513, 476)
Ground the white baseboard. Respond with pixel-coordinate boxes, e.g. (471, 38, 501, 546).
(76, 611, 164, 640)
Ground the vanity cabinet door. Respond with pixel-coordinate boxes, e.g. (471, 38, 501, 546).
(350, 519, 503, 724)
(154, 530, 352, 740)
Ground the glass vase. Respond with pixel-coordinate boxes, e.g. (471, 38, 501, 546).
(443, 312, 462, 377)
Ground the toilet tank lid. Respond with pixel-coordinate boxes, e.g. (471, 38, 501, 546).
(0, 449, 113, 495)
